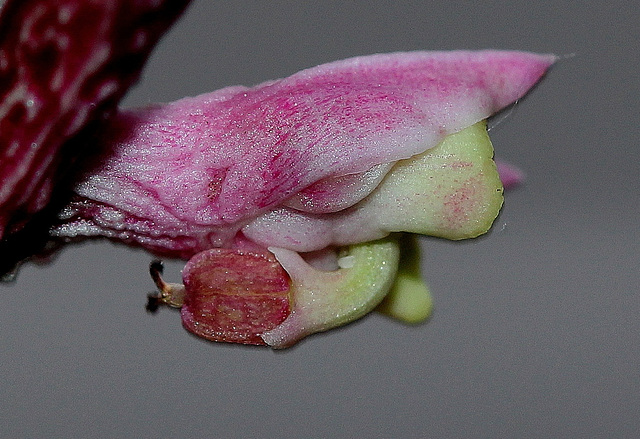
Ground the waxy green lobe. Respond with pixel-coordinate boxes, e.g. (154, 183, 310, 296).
(376, 234, 433, 324)
(378, 120, 503, 240)
(262, 237, 401, 348)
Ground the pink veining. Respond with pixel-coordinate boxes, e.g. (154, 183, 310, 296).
(52, 50, 555, 258)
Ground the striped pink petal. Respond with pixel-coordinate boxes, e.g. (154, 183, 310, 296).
(52, 50, 555, 257)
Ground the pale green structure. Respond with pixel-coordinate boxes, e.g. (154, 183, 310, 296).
(262, 121, 503, 348)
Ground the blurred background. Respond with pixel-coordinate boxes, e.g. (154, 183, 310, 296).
(2, 1, 639, 437)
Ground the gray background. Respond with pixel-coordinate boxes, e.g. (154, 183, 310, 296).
(2, 1, 639, 437)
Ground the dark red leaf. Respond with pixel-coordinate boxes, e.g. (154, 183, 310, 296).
(0, 0, 191, 275)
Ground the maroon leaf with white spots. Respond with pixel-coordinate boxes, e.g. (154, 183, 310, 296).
(0, 0, 190, 275)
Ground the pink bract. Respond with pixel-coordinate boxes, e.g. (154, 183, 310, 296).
(52, 50, 555, 258)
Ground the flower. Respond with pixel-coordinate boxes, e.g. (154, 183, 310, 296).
(53, 50, 554, 347)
